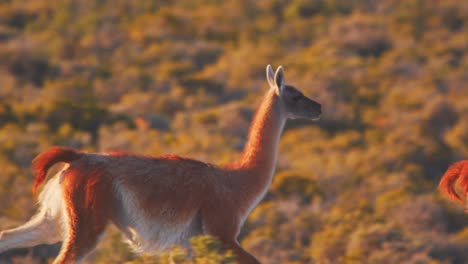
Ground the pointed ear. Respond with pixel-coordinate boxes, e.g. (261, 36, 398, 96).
(266, 64, 275, 88)
(274, 65, 285, 95)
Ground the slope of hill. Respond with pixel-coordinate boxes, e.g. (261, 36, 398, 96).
(0, 0, 467, 263)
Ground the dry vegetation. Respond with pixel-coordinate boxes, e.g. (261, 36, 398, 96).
(0, 0, 467, 263)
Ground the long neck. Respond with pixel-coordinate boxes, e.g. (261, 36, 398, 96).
(237, 89, 286, 188)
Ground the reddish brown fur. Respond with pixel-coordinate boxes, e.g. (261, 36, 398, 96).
(55, 158, 113, 262)
(117, 154, 210, 223)
(438, 160, 468, 205)
(32, 146, 83, 193)
(238, 91, 279, 168)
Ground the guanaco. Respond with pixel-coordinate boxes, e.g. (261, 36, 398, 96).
(439, 160, 468, 212)
(0, 65, 322, 263)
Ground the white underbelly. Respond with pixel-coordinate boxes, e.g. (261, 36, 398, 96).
(113, 184, 202, 254)
(123, 221, 199, 253)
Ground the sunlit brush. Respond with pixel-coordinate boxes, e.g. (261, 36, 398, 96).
(0, 65, 321, 264)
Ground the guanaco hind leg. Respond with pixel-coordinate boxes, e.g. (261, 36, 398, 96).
(0, 175, 64, 253)
(54, 165, 112, 263)
(0, 211, 61, 252)
(53, 206, 107, 264)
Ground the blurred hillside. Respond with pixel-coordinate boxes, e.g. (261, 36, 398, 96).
(0, 0, 467, 263)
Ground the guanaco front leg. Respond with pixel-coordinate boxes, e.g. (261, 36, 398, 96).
(226, 242, 260, 264)
(201, 205, 260, 264)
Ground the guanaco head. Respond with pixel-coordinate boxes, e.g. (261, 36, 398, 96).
(266, 64, 322, 120)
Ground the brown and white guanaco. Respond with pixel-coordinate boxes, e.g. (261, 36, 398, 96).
(0, 65, 322, 263)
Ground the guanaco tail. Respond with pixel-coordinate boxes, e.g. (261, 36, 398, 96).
(439, 160, 468, 212)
